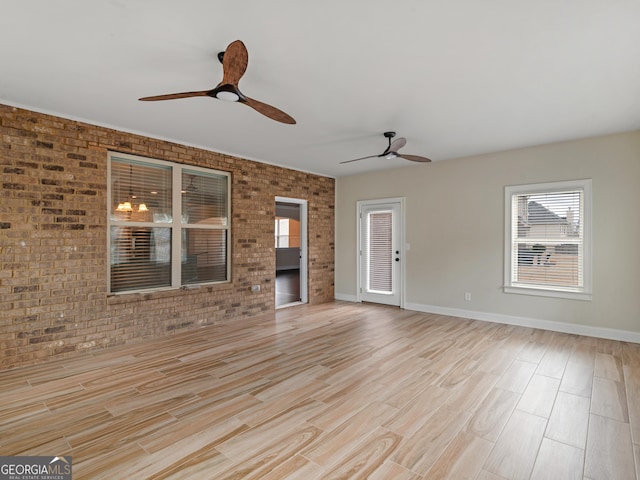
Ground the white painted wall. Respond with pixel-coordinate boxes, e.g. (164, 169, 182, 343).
(335, 130, 640, 338)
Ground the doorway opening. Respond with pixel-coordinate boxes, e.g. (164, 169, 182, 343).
(275, 197, 308, 308)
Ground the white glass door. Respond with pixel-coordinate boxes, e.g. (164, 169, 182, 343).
(358, 200, 403, 306)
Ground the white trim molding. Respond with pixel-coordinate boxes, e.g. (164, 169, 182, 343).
(404, 302, 640, 344)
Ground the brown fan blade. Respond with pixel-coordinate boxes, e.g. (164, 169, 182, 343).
(339, 155, 378, 164)
(222, 40, 249, 86)
(398, 154, 432, 163)
(243, 96, 296, 124)
(387, 137, 407, 153)
(139, 90, 210, 101)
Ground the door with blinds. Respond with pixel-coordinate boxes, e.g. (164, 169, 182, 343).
(358, 199, 403, 306)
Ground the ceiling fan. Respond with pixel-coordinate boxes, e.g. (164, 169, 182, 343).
(139, 40, 296, 124)
(340, 131, 432, 164)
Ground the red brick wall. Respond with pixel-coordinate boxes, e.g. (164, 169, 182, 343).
(0, 104, 335, 369)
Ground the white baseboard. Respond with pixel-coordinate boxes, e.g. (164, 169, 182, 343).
(334, 294, 640, 343)
(404, 302, 640, 344)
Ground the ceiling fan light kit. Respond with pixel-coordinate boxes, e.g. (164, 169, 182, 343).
(215, 90, 241, 102)
(340, 131, 432, 164)
(139, 40, 296, 124)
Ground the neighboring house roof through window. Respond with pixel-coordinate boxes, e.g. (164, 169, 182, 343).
(525, 201, 566, 224)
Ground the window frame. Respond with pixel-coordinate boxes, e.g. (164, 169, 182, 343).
(107, 152, 231, 294)
(275, 217, 290, 248)
(504, 179, 592, 301)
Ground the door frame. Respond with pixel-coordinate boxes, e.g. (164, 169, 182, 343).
(356, 197, 405, 308)
(275, 196, 308, 305)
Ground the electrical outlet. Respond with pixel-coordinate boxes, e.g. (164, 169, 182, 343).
(251, 285, 261, 293)
(464, 292, 471, 301)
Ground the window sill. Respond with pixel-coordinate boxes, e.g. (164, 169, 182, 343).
(107, 280, 232, 302)
(504, 285, 592, 301)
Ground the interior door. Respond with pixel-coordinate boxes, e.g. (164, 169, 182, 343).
(358, 200, 403, 306)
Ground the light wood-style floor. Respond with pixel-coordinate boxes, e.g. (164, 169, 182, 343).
(1, 301, 639, 479)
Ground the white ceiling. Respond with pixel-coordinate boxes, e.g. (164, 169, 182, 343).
(2, 1, 639, 178)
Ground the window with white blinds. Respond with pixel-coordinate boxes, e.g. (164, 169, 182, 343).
(108, 153, 230, 294)
(504, 179, 592, 300)
(367, 211, 393, 293)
